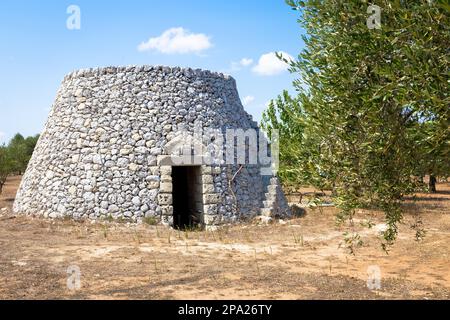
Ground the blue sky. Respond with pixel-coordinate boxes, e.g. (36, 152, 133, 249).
(0, 0, 305, 144)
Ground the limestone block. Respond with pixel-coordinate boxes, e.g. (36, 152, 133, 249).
(203, 204, 218, 215)
(203, 214, 221, 225)
(202, 184, 215, 194)
(203, 193, 221, 205)
(160, 166, 172, 176)
(158, 193, 173, 205)
(201, 174, 214, 184)
(160, 205, 173, 216)
(160, 174, 172, 182)
(159, 182, 173, 193)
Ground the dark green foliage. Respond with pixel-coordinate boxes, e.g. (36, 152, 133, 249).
(262, 0, 449, 250)
(7, 133, 39, 175)
(0, 133, 39, 194)
(0, 146, 14, 194)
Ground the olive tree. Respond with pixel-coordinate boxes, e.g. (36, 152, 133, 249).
(263, 0, 449, 250)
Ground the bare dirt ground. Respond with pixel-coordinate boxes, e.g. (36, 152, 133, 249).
(0, 175, 449, 300)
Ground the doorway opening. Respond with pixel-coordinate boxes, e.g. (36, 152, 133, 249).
(171, 166, 202, 229)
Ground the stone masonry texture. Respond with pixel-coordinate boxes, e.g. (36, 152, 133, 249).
(13, 65, 290, 226)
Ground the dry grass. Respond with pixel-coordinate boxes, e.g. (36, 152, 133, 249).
(0, 176, 449, 299)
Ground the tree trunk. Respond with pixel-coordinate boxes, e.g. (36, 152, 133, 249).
(429, 175, 437, 193)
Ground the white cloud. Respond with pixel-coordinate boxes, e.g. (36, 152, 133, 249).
(240, 58, 253, 67)
(252, 51, 293, 76)
(138, 27, 212, 54)
(242, 95, 255, 107)
(0, 132, 5, 143)
(229, 57, 254, 72)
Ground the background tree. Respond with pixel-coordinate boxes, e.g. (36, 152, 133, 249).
(262, 91, 309, 190)
(7, 133, 39, 175)
(0, 146, 13, 194)
(263, 0, 449, 250)
(8, 133, 27, 174)
(0, 133, 39, 194)
(410, 120, 450, 192)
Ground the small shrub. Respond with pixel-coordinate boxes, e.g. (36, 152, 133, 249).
(143, 216, 158, 225)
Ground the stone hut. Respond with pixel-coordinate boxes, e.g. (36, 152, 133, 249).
(13, 65, 290, 229)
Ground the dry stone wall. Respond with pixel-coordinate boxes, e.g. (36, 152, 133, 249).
(13, 65, 290, 226)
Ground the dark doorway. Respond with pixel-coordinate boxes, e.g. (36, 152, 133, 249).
(172, 166, 202, 229)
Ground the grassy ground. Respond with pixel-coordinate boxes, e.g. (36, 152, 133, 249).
(0, 175, 449, 299)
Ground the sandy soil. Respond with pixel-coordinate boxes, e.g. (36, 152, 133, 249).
(0, 175, 449, 300)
